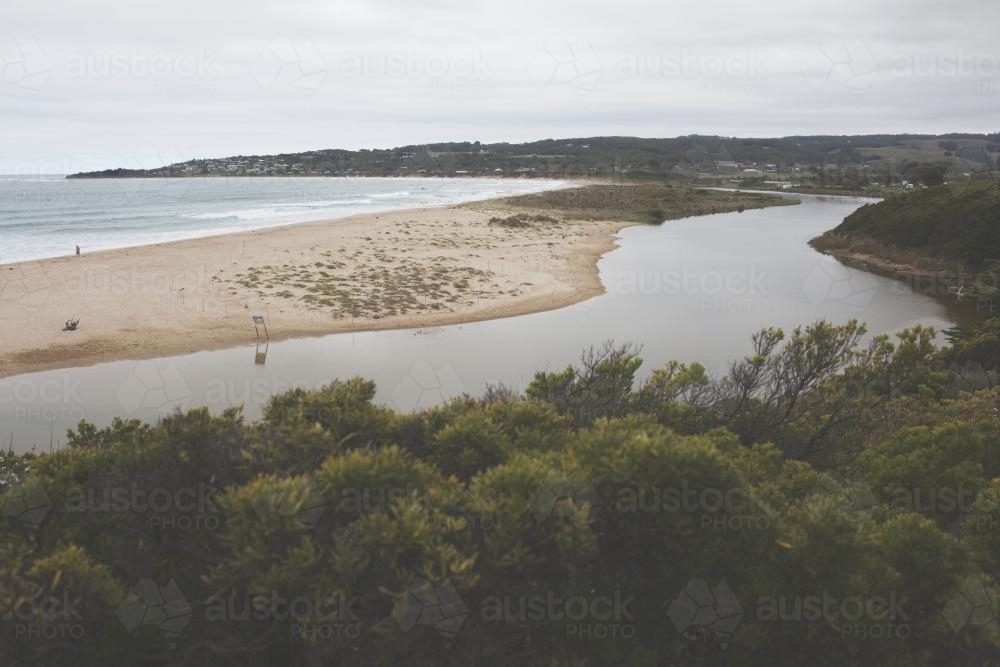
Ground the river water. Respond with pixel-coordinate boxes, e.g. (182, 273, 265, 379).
(1, 192, 964, 453)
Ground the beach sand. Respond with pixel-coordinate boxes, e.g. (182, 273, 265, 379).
(0, 201, 629, 378)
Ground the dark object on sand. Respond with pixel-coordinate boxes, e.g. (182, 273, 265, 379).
(63, 319, 80, 331)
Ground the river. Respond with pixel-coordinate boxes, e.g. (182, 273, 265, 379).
(1, 192, 964, 453)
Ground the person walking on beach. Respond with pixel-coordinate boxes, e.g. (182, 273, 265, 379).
(75, 245, 80, 256)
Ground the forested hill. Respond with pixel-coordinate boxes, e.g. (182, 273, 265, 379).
(814, 185, 1000, 271)
(67, 133, 999, 187)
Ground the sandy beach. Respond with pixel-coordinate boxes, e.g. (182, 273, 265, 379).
(0, 199, 629, 378)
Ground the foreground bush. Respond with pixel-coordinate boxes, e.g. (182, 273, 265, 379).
(1, 319, 997, 666)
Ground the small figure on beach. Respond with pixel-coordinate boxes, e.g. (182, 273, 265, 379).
(75, 245, 80, 256)
(63, 318, 80, 331)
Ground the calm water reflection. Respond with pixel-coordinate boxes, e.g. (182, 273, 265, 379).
(2, 194, 964, 452)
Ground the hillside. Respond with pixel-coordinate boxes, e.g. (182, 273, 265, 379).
(812, 184, 999, 268)
(67, 134, 1000, 192)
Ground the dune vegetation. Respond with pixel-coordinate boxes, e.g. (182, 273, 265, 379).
(1, 317, 997, 665)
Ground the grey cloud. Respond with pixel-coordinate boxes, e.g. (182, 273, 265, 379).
(1, 0, 997, 171)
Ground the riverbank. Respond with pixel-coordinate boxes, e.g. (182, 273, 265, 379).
(808, 183, 1000, 322)
(809, 240, 996, 323)
(810, 236, 950, 280)
(0, 185, 790, 378)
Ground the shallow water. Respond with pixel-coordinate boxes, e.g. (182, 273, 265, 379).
(0, 193, 964, 453)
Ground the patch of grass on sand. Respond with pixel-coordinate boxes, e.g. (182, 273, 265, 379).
(488, 213, 562, 228)
(229, 259, 494, 320)
(482, 183, 795, 223)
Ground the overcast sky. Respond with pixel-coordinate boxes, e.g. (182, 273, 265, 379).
(1, 0, 998, 172)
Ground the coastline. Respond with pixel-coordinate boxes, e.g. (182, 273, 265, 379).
(809, 244, 946, 281)
(0, 184, 793, 380)
(1, 198, 631, 379)
(808, 239, 989, 326)
(1, 176, 572, 265)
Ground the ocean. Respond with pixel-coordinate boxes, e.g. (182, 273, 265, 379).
(0, 176, 565, 264)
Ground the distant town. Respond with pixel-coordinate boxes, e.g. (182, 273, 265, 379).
(67, 134, 999, 193)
